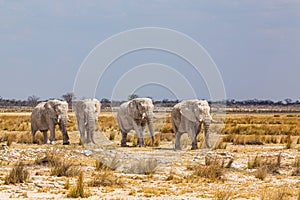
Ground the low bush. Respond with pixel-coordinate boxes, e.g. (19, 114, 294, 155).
(5, 161, 30, 184)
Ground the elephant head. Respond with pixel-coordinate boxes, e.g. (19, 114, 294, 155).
(44, 100, 69, 125)
(128, 98, 154, 121)
(180, 100, 212, 123)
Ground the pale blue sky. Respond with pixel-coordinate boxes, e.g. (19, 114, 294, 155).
(0, 1, 299, 101)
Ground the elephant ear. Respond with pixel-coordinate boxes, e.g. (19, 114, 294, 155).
(180, 102, 198, 122)
(93, 99, 101, 117)
(128, 99, 140, 119)
(44, 101, 57, 120)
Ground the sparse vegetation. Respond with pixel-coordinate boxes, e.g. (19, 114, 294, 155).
(292, 157, 300, 176)
(1, 110, 300, 199)
(35, 151, 80, 177)
(68, 171, 91, 198)
(88, 170, 123, 187)
(4, 161, 30, 184)
(248, 153, 281, 175)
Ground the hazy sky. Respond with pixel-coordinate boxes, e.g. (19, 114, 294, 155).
(0, 1, 299, 101)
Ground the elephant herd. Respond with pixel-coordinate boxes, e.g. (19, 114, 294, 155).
(31, 98, 215, 150)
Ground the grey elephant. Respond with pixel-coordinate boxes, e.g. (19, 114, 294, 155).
(171, 100, 214, 150)
(31, 99, 70, 145)
(74, 99, 101, 144)
(117, 98, 155, 147)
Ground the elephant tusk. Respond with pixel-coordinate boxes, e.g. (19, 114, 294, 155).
(211, 119, 218, 123)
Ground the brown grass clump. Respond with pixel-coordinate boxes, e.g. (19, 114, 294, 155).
(35, 151, 80, 177)
(213, 139, 227, 150)
(292, 157, 300, 176)
(214, 187, 235, 200)
(261, 187, 290, 200)
(248, 154, 281, 177)
(88, 170, 123, 187)
(160, 123, 173, 133)
(5, 161, 30, 184)
(192, 163, 223, 181)
(68, 171, 91, 198)
(254, 166, 268, 180)
(286, 135, 292, 149)
(188, 156, 227, 182)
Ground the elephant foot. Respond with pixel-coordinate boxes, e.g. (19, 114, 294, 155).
(151, 136, 155, 146)
(121, 143, 129, 147)
(191, 146, 198, 150)
(138, 138, 145, 147)
(63, 141, 70, 145)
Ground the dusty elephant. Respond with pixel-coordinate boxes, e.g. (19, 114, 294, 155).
(117, 98, 154, 147)
(171, 100, 214, 150)
(31, 99, 70, 145)
(74, 99, 101, 144)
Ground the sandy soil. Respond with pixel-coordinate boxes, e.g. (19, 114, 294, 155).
(0, 129, 299, 200)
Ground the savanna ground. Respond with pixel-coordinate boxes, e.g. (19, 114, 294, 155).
(0, 109, 300, 199)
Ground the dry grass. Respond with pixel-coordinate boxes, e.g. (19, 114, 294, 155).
(254, 166, 268, 180)
(188, 156, 226, 182)
(214, 187, 235, 200)
(4, 161, 30, 184)
(248, 153, 281, 176)
(222, 114, 300, 135)
(292, 157, 300, 176)
(260, 187, 291, 200)
(68, 171, 91, 198)
(88, 170, 123, 187)
(35, 151, 80, 177)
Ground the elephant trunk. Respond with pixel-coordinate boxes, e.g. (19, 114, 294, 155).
(146, 111, 154, 146)
(204, 119, 211, 148)
(87, 115, 95, 144)
(58, 115, 69, 144)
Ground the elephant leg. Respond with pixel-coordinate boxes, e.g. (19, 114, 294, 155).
(86, 124, 91, 144)
(204, 122, 211, 148)
(191, 132, 198, 150)
(147, 120, 155, 146)
(190, 126, 199, 150)
(59, 123, 70, 145)
(42, 130, 48, 144)
(31, 128, 37, 143)
(78, 122, 85, 144)
(133, 121, 144, 147)
(121, 131, 128, 147)
(49, 126, 55, 144)
(90, 131, 95, 144)
(175, 132, 183, 150)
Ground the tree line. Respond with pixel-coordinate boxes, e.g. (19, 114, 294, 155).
(0, 93, 299, 109)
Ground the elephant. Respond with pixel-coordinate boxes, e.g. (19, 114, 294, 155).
(31, 99, 70, 145)
(171, 99, 214, 150)
(74, 99, 101, 144)
(117, 98, 155, 147)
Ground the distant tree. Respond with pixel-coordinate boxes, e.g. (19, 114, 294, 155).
(128, 94, 139, 101)
(100, 98, 111, 108)
(27, 95, 40, 107)
(62, 92, 75, 108)
(284, 98, 293, 105)
(162, 98, 169, 103)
